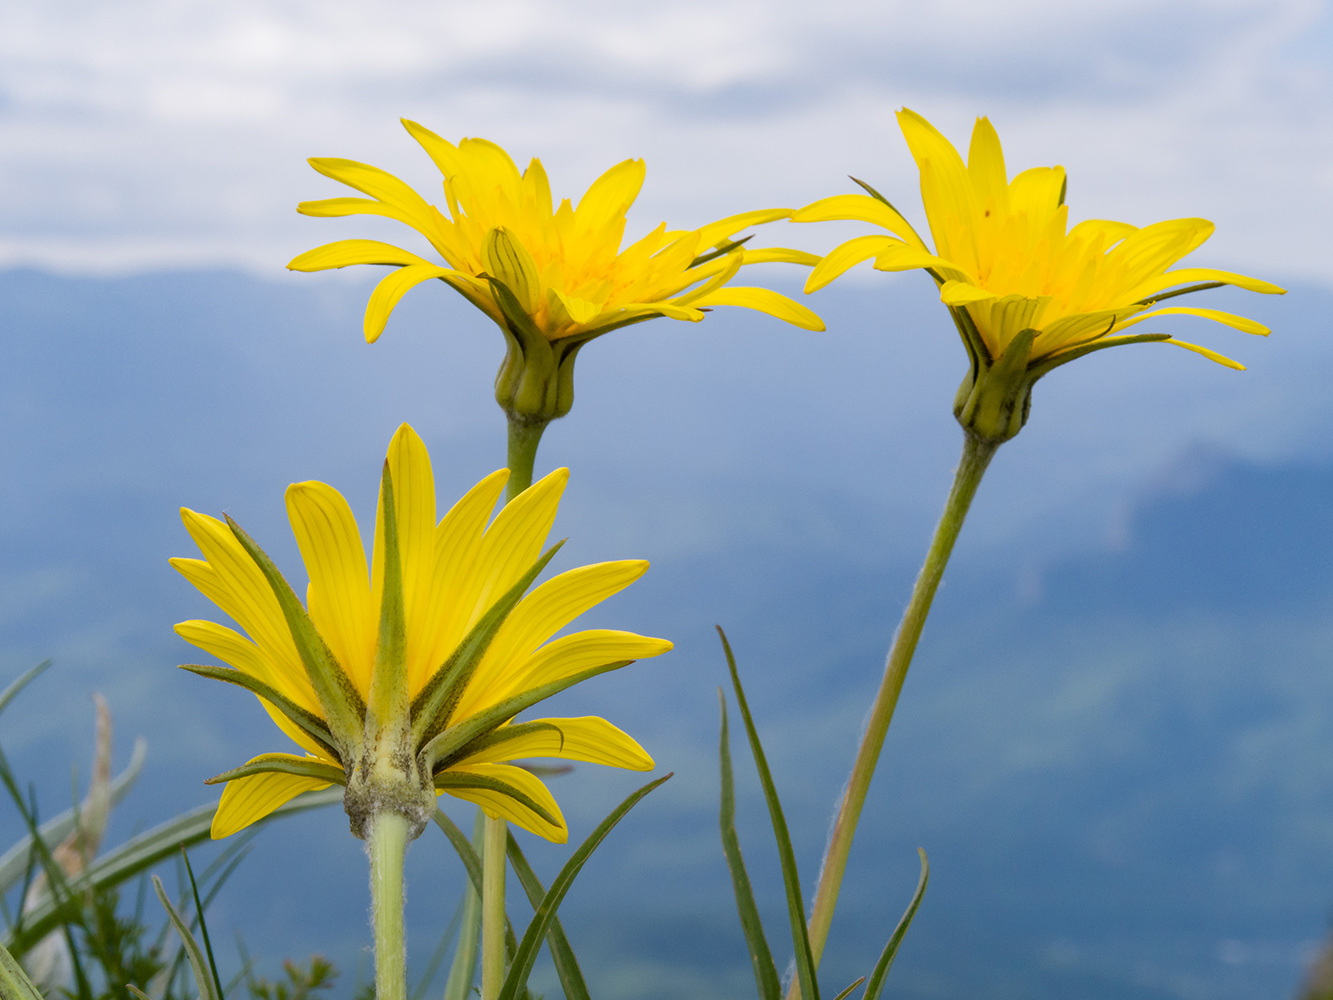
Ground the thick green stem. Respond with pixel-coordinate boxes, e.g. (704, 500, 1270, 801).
(481, 814, 508, 1000)
(797, 432, 999, 989)
(506, 418, 548, 502)
(369, 811, 411, 1000)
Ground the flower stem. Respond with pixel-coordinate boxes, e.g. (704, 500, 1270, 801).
(798, 431, 999, 986)
(369, 810, 411, 1000)
(481, 814, 508, 1000)
(506, 418, 548, 502)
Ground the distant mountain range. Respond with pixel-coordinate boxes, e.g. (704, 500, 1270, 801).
(1, 267, 1331, 999)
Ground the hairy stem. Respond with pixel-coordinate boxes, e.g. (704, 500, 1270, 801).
(369, 810, 411, 1000)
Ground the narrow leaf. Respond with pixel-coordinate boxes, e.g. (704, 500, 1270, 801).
(152, 875, 222, 1000)
(180, 850, 226, 1000)
(0, 938, 44, 1000)
(8, 789, 342, 950)
(411, 542, 566, 747)
(442, 811, 485, 1000)
(718, 689, 781, 1000)
(497, 774, 671, 1000)
(830, 977, 866, 1000)
(718, 627, 820, 1000)
(431, 809, 521, 962)
(862, 849, 929, 1000)
(368, 461, 409, 729)
(506, 831, 592, 1000)
(0, 737, 147, 894)
(0, 661, 50, 718)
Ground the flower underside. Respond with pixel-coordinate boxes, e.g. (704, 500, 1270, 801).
(173, 424, 670, 842)
(795, 109, 1284, 375)
(288, 120, 824, 346)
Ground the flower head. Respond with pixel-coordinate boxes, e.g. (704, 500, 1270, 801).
(795, 109, 1285, 442)
(289, 122, 823, 423)
(173, 424, 670, 843)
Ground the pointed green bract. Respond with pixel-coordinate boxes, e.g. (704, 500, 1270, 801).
(496, 775, 671, 1000)
(368, 462, 410, 737)
(224, 514, 365, 747)
(862, 849, 930, 1000)
(718, 689, 781, 1000)
(440, 721, 566, 769)
(205, 754, 347, 787)
(422, 661, 633, 774)
(718, 627, 820, 1000)
(432, 774, 560, 828)
(409, 541, 565, 747)
(179, 664, 339, 758)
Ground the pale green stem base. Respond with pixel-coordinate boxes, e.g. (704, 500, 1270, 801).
(370, 811, 411, 1000)
(481, 814, 508, 1000)
(795, 432, 1000, 993)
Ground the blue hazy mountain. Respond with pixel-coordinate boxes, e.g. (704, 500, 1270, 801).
(1, 266, 1331, 1000)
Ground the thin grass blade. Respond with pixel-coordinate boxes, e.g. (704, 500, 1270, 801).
(497, 774, 671, 1000)
(718, 627, 820, 1000)
(0, 938, 44, 1000)
(862, 849, 929, 1000)
(432, 809, 521, 961)
(718, 689, 781, 1000)
(442, 810, 485, 1000)
(506, 831, 591, 1000)
(0, 662, 50, 719)
(180, 850, 225, 1000)
(152, 875, 221, 1000)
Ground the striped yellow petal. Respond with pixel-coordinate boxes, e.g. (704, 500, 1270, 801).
(212, 764, 335, 838)
(440, 763, 567, 843)
(286, 481, 375, 697)
(457, 716, 654, 771)
(806, 235, 899, 292)
(364, 264, 458, 343)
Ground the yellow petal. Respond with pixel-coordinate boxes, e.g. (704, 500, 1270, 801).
(805, 235, 898, 292)
(440, 763, 567, 843)
(174, 619, 327, 756)
(939, 280, 998, 306)
(307, 158, 438, 234)
(691, 286, 826, 331)
(694, 209, 791, 249)
(574, 159, 645, 236)
(738, 247, 821, 267)
(1130, 305, 1270, 336)
(212, 764, 334, 839)
(1128, 267, 1287, 300)
(458, 716, 653, 771)
(287, 240, 432, 272)
(791, 195, 925, 249)
(455, 629, 671, 721)
(412, 469, 511, 693)
(364, 264, 458, 343)
(1166, 338, 1246, 369)
(285, 481, 375, 698)
(966, 117, 1009, 214)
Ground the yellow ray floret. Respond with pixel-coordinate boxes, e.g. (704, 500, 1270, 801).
(289, 121, 824, 344)
(794, 108, 1284, 371)
(175, 424, 671, 842)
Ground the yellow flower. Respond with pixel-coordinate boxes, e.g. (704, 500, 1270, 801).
(288, 121, 824, 423)
(172, 424, 670, 843)
(795, 109, 1285, 442)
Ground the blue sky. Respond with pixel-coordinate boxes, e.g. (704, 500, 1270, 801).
(0, 0, 1329, 282)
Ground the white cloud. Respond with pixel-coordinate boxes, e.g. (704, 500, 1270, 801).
(0, 0, 1328, 281)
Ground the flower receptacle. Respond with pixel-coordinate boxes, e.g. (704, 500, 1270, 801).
(343, 739, 437, 842)
(952, 325, 1036, 445)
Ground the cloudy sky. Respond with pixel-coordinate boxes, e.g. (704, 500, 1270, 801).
(1, 0, 1328, 282)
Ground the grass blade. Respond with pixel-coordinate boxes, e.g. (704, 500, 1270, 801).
(862, 849, 929, 1000)
(718, 689, 780, 1000)
(506, 831, 591, 1000)
(0, 737, 147, 895)
(9, 788, 341, 951)
(718, 627, 820, 1000)
(0, 662, 50, 719)
(152, 875, 221, 1000)
(432, 809, 521, 962)
(180, 849, 225, 1000)
(497, 775, 671, 1000)
(0, 937, 44, 1000)
(442, 810, 485, 1000)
